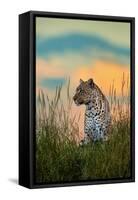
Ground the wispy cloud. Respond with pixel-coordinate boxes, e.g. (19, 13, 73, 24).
(36, 33, 130, 65)
(36, 17, 130, 47)
(39, 77, 66, 89)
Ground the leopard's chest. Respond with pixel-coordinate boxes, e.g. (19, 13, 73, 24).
(85, 109, 100, 127)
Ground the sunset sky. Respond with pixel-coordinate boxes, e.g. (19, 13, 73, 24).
(36, 17, 130, 133)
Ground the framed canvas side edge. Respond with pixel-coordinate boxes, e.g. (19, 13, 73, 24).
(130, 17, 135, 182)
(19, 12, 34, 188)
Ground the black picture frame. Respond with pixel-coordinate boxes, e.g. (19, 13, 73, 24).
(19, 11, 135, 189)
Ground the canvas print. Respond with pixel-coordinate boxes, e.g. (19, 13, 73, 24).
(35, 17, 131, 184)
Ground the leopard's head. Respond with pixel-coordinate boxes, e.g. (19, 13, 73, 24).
(73, 78, 94, 106)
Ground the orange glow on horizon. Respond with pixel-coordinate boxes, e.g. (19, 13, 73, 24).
(74, 60, 130, 96)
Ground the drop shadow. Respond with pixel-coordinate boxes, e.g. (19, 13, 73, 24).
(8, 178, 18, 185)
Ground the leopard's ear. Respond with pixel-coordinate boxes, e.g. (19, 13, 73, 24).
(88, 78, 94, 88)
(80, 79, 84, 84)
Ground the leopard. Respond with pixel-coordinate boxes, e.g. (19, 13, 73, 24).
(73, 78, 111, 145)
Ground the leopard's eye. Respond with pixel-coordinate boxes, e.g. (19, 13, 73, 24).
(77, 88, 80, 92)
(79, 89, 83, 94)
(77, 88, 83, 94)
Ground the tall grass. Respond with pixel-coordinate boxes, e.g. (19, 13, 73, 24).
(36, 75, 131, 183)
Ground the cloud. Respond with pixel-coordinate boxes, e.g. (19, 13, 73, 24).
(36, 33, 130, 65)
(36, 17, 130, 47)
(39, 77, 66, 89)
(36, 58, 66, 82)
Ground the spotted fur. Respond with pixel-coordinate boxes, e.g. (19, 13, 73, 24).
(73, 78, 111, 144)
